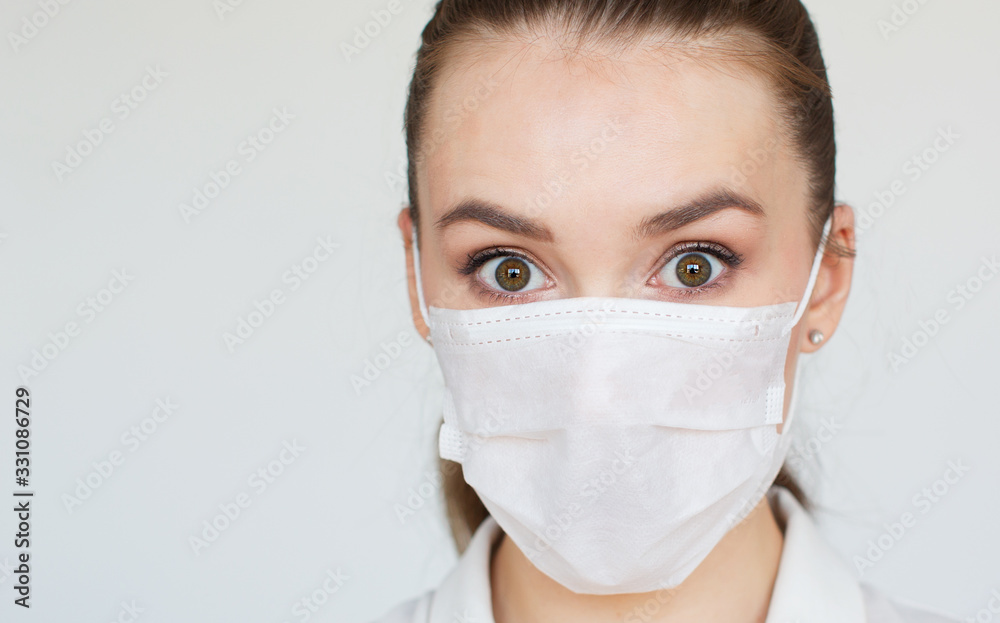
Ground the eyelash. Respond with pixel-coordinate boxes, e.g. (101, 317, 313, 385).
(458, 242, 744, 302)
(459, 247, 537, 303)
(656, 242, 744, 298)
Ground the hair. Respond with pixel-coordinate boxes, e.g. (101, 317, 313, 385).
(403, 0, 852, 552)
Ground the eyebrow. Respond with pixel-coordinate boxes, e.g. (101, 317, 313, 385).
(434, 188, 765, 242)
(434, 199, 555, 242)
(634, 189, 765, 240)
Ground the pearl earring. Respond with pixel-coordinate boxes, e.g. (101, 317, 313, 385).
(808, 329, 825, 345)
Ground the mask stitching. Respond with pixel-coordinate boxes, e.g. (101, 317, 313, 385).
(431, 307, 795, 327)
(435, 329, 789, 347)
(448, 422, 783, 436)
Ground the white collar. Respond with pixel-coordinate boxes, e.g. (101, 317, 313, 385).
(425, 485, 866, 623)
(762, 486, 867, 623)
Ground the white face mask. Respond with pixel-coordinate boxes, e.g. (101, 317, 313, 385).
(410, 220, 830, 595)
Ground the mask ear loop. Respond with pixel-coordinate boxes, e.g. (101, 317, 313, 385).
(411, 223, 432, 335)
(781, 217, 834, 337)
(770, 218, 834, 490)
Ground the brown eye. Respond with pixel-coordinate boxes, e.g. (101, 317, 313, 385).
(495, 257, 531, 291)
(675, 253, 711, 287)
(477, 254, 545, 294)
(661, 251, 724, 289)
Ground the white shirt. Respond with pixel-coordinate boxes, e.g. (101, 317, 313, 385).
(372, 486, 958, 623)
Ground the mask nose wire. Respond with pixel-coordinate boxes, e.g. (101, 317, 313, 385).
(781, 217, 834, 337)
(411, 223, 431, 330)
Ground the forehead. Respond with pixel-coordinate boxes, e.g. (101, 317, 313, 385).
(419, 35, 799, 225)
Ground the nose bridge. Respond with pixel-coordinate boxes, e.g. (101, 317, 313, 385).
(573, 276, 640, 299)
(561, 239, 644, 299)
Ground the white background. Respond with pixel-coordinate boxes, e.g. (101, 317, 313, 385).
(0, 0, 997, 621)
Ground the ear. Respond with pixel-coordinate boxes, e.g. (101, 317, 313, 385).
(799, 203, 855, 353)
(397, 206, 431, 342)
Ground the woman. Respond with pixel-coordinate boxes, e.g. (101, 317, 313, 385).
(377, 1, 958, 621)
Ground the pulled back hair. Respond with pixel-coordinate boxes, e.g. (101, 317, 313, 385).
(403, 0, 844, 552)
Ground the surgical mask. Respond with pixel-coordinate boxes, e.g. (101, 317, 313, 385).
(410, 219, 830, 595)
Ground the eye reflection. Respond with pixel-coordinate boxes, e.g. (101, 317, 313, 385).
(496, 257, 529, 291)
(677, 253, 711, 286)
(478, 255, 545, 293)
(662, 252, 725, 289)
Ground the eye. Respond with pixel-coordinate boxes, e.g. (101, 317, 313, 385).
(478, 254, 546, 293)
(660, 250, 727, 289)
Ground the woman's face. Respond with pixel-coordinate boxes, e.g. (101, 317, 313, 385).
(401, 34, 853, 420)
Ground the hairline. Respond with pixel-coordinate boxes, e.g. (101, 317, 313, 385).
(412, 24, 805, 235)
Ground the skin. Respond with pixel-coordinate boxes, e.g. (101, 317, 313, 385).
(397, 31, 855, 623)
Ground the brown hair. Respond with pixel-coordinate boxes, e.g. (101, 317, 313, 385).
(404, 0, 847, 552)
